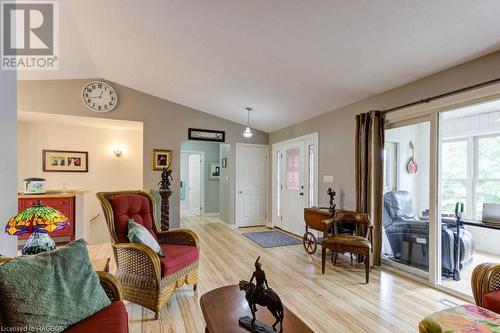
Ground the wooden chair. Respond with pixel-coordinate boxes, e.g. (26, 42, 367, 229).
(472, 263, 500, 313)
(321, 210, 373, 283)
(97, 190, 200, 319)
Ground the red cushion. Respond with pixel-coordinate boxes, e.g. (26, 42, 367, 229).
(483, 290, 500, 314)
(159, 244, 199, 277)
(65, 301, 128, 333)
(109, 194, 157, 243)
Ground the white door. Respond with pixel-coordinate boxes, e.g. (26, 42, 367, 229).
(279, 140, 307, 236)
(236, 144, 268, 226)
(188, 154, 201, 216)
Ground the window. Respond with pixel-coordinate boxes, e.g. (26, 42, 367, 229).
(440, 134, 500, 219)
(286, 148, 300, 190)
(308, 144, 314, 207)
(476, 136, 500, 219)
(441, 140, 468, 215)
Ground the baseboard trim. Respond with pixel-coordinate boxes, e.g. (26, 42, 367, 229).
(204, 212, 220, 217)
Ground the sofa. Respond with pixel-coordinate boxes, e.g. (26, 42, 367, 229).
(383, 191, 474, 275)
(0, 257, 128, 333)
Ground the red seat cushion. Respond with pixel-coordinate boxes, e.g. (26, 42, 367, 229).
(109, 194, 157, 243)
(65, 301, 128, 333)
(483, 290, 500, 314)
(159, 244, 199, 277)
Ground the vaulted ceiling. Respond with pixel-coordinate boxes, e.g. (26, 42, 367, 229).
(19, 0, 500, 132)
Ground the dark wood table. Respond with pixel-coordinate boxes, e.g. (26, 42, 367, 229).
(200, 285, 314, 333)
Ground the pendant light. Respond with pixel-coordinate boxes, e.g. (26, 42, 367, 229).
(243, 107, 254, 138)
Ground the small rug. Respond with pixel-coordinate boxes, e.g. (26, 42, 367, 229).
(242, 230, 302, 248)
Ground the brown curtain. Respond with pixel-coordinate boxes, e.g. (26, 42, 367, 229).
(355, 110, 385, 266)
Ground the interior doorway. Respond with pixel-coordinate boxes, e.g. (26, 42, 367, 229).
(271, 133, 318, 236)
(180, 151, 205, 217)
(180, 140, 223, 220)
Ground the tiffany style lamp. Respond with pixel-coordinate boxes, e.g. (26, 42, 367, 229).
(5, 201, 69, 255)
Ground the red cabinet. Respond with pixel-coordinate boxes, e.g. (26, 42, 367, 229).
(17, 196, 75, 241)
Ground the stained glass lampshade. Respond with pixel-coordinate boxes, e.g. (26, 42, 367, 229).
(5, 201, 69, 255)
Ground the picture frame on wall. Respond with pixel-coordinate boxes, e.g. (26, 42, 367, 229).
(188, 128, 225, 142)
(43, 150, 88, 172)
(152, 149, 173, 171)
(208, 162, 221, 181)
(222, 157, 227, 168)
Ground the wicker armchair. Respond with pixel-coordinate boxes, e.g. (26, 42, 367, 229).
(472, 263, 500, 313)
(97, 190, 199, 319)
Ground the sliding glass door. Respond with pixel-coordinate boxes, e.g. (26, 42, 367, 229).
(383, 120, 431, 276)
(438, 100, 500, 297)
(382, 97, 500, 299)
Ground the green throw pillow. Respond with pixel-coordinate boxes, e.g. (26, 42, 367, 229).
(0, 239, 111, 333)
(127, 219, 164, 256)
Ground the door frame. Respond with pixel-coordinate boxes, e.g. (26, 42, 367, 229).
(271, 132, 319, 230)
(180, 150, 205, 216)
(235, 143, 269, 227)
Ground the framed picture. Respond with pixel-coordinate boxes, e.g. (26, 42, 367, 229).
(188, 128, 225, 142)
(43, 150, 88, 172)
(152, 149, 172, 171)
(222, 157, 227, 168)
(208, 162, 221, 181)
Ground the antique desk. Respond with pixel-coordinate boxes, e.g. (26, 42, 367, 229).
(303, 207, 335, 254)
(200, 285, 314, 333)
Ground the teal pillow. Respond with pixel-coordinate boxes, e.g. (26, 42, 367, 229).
(0, 239, 111, 333)
(127, 219, 164, 256)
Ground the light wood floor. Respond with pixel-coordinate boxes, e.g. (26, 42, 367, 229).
(442, 250, 500, 296)
(88, 216, 468, 333)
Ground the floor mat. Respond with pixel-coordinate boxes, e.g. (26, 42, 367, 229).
(242, 230, 302, 248)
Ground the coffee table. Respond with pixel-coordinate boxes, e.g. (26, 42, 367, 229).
(200, 285, 314, 333)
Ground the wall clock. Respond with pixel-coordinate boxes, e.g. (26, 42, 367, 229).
(81, 81, 118, 112)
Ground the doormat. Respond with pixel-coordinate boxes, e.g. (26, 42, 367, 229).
(242, 231, 302, 248)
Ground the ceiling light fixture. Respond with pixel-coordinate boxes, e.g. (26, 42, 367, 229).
(243, 107, 254, 138)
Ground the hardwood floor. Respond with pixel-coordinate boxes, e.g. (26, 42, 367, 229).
(88, 216, 467, 333)
(441, 250, 500, 297)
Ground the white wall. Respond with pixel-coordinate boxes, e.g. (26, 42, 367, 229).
(219, 144, 231, 223)
(17, 117, 143, 244)
(0, 70, 18, 257)
(180, 152, 189, 210)
(386, 122, 430, 214)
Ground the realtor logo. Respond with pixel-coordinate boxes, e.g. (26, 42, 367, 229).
(1, 1, 59, 70)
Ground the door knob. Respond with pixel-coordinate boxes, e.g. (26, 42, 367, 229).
(299, 192, 304, 196)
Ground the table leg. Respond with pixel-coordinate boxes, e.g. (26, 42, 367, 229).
(322, 246, 326, 274)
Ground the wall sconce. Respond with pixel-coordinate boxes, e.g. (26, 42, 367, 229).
(112, 145, 124, 157)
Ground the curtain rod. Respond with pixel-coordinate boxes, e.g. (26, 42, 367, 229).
(382, 77, 500, 114)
